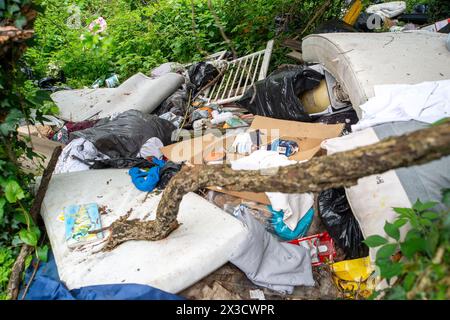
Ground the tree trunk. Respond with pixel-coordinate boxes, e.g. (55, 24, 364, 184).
(103, 122, 450, 251)
(7, 146, 62, 300)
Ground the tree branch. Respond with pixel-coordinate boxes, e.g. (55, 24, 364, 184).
(103, 122, 450, 251)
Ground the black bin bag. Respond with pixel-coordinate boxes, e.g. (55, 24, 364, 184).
(318, 187, 369, 259)
(72, 109, 176, 158)
(188, 62, 219, 93)
(236, 65, 322, 122)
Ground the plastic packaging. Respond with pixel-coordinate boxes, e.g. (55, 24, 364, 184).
(264, 139, 299, 157)
(236, 66, 322, 122)
(269, 206, 314, 241)
(72, 110, 176, 158)
(211, 111, 233, 125)
(231, 131, 261, 155)
(318, 187, 369, 259)
(289, 232, 336, 266)
(331, 257, 375, 299)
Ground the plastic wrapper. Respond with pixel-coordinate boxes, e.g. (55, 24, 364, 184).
(236, 66, 322, 122)
(72, 110, 176, 158)
(318, 187, 369, 259)
(331, 257, 375, 299)
(188, 61, 219, 92)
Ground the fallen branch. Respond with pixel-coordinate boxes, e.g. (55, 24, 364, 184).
(103, 122, 450, 251)
(7, 146, 62, 300)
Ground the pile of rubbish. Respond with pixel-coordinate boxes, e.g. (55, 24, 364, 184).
(17, 0, 450, 300)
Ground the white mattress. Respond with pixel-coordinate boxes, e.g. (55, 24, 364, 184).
(302, 31, 450, 117)
(41, 169, 248, 293)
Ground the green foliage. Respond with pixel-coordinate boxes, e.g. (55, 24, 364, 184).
(24, 0, 344, 87)
(365, 190, 450, 300)
(0, 248, 15, 300)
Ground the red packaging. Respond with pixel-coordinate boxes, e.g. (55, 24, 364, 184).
(288, 232, 336, 266)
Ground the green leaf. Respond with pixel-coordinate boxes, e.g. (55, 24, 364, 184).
(413, 199, 437, 212)
(403, 273, 416, 291)
(364, 235, 388, 248)
(393, 218, 408, 228)
(0, 109, 23, 135)
(15, 14, 27, 29)
(422, 211, 440, 220)
(0, 198, 6, 223)
(377, 259, 404, 280)
(426, 231, 439, 256)
(385, 285, 406, 300)
(393, 207, 414, 218)
(36, 245, 48, 262)
(4, 180, 25, 203)
(384, 221, 400, 241)
(400, 230, 427, 259)
(19, 229, 38, 246)
(376, 243, 398, 260)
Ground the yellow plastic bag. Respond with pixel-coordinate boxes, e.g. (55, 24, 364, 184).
(331, 257, 376, 299)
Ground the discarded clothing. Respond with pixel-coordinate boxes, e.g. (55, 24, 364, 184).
(352, 80, 450, 131)
(138, 137, 164, 160)
(229, 205, 314, 294)
(20, 251, 183, 300)
(55, 138, 109, 174)
(129, 157, 166, 192)
(237, 65, 322, 122)
(65, 120, 98, 135)
(231, 150, 314, 231)
(157, 161, 183, 189)
(72, 110, 176, 158)
(269, 206, 315, 241)
(318, 188, 369, 259)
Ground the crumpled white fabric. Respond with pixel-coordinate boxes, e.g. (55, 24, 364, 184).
(55, 138, 109, 174)
(138, 137, 164, 159)
(366, 1, 406, 20)
(352, 80, 450, 132)
(231, 150, 314, 231)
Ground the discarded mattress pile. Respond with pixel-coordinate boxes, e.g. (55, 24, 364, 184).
(20, 26, 450, 300)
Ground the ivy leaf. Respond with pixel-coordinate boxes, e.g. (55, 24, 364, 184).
(0, 198, 6, 223)
(19, 229, 38, 246)
(4, 180, 25, 203)
(413, 199, 437, 212)
(36, 245, 48, 262)
(376, 243, 398, 260)
(0, 109, 23, 136)
(363, 235, 388, 248)
(15, 14, 27, 29)
(384, 221, 400, 241)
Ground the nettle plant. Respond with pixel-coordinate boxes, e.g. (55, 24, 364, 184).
(364, 189, 450, 300)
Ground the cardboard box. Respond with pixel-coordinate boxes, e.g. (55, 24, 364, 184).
(161, 116, 344, 204)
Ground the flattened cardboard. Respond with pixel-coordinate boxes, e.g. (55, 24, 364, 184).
(162, 116, 344, 204)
